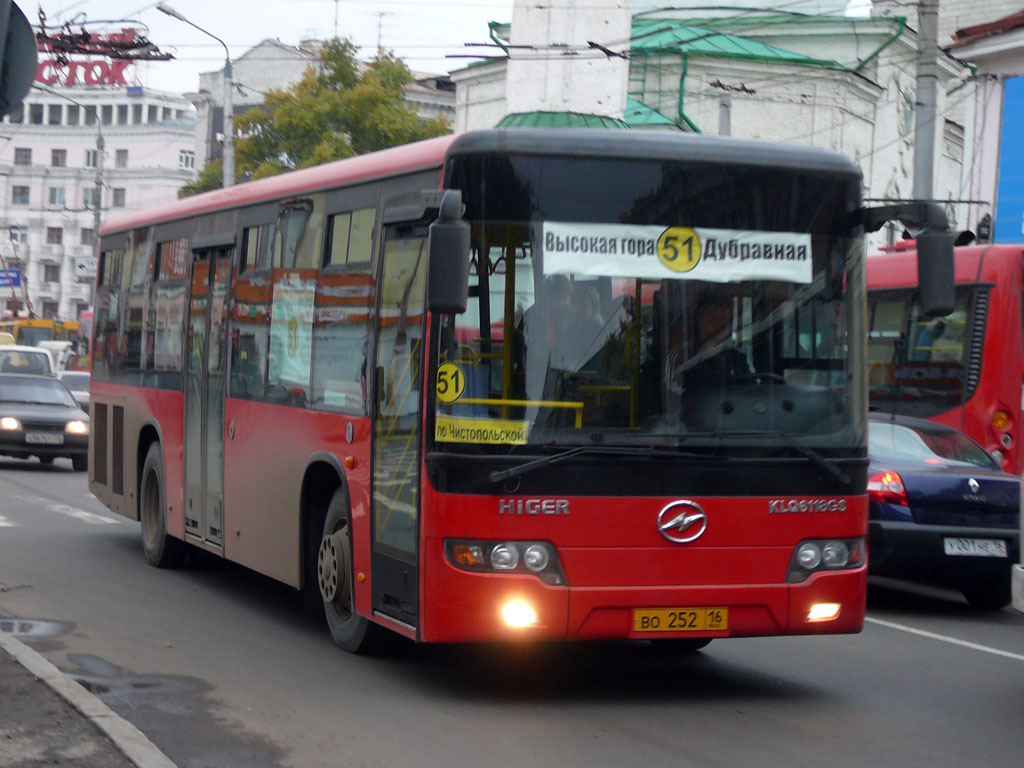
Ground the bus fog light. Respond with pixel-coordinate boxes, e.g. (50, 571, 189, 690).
(522, 544, 549, 572)
(0, 417, 20, 431)
(796, 542, 822, 569)
(821, 541, 850, 567)
(501, 600, 537, 628)
(807, 603, 841, 622)
(490, 544, 519, 570)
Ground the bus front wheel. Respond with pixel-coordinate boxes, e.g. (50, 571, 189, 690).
(318, 488, 380, 653)
(140, 443, 185, 568)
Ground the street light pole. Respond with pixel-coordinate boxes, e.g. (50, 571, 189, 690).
(157, 2, 234, 187)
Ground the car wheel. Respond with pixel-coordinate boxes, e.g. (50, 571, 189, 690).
(71, 455, 87, 472)
(38, 456, 54, 465)
(962, 576, 1011, 610)
(649, 638, 713, 653)
(139, 443, 185, 568)
(317, 487, 381, 653)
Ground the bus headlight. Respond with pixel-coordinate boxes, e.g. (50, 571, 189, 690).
(787, 538, 864, 583)
(446, 539, 566, 585)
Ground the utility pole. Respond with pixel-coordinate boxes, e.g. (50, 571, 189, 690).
(913, 0, 940, 200)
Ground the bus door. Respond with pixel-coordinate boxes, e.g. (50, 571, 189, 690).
(370, 218, 429, 630)
(184, 245, 233, 550)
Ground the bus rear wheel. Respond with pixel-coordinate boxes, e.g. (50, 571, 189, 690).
(318, 488, 380, 653)
(140, 443, 185, 568)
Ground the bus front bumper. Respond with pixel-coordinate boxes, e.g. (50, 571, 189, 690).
(420, 553, 866, 643)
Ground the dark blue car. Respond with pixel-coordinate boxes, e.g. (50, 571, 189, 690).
(868, 413, 1020, 609)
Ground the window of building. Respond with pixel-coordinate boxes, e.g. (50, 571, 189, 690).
(44, 264, 60, 283)
(80, 228, 94, 246)
(162, 107, 172, 121)
(41, 301, 58, 319)
(84, 108, 96, 126)
(179, 150, 195, 170)
(67, 105, 79, 126)
(101, 105, 113, 125)
(147, 105, 158, 122)
(51, 149, 67, 167)
(8, 104, 23, 124)
(47, 104, 62, 125)
(112, 188, 126, 207)
(115, 149, 128, 168)
(85, 149, 98, 169)
(48, 187, 66, 206)
(117, 104, 128, 125)
(9, 226, 27, 243)
(29, 104, 43, 124)
(13, 148, 30, 165)
(12, 186, 29, 205)
(132, 104, 142, 123)
(46, 227, 63, 245)
(83, 188, 99, 209)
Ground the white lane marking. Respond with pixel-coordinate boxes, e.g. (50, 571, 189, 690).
(866, 616, 1024, 663)
(0, 515, 13, 527)
(48, 504, 118, 525)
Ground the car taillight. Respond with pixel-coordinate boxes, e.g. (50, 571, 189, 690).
(868, 470, 908, 505)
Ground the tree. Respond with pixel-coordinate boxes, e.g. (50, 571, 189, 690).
(177, 158, 222, 198)
(234, 38, 450, 183)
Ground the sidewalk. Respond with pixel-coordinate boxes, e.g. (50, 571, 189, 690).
(0, 629, 175, 768)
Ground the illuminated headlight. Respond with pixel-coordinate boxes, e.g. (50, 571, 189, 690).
(445, 540, 566, 585)
(787, 538, 865, 583)
(0, 416, 21, 431)
(65, 420, 89, 435)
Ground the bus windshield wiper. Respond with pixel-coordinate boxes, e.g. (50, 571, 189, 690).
(488, 444, 709, 483)
(729, 431, 852, 487)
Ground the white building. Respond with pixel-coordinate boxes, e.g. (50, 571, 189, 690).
(0, 49, 196, 320)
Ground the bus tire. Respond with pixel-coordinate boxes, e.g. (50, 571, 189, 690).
(649, 638, 713, 654)
(140, 443, 185, 569)
(318, 488, 380, 653)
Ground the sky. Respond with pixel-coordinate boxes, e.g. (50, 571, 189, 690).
(33, 0, 517, 93)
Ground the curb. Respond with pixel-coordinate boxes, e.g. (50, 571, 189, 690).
(0, 628, 177, 768)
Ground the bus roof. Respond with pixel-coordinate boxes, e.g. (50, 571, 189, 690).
(867, 243, 1024, 288)
(101, 133, 459, 236)
(103, 128, 863, 238)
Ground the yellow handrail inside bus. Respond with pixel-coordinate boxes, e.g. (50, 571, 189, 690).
(456, 397, 584, 428)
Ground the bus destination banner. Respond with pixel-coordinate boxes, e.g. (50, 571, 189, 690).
(542, 222, 812, 284)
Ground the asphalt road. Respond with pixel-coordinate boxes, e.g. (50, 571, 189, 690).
(1, 456, 1023, 768)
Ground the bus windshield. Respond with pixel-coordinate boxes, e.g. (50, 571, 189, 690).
(435, 154, 864, 453)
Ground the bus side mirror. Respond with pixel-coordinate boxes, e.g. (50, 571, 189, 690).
(427, 190, 471, 315)
(916, 230, 955, 319)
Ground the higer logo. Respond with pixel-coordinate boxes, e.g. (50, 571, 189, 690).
(657, 500, 708, 544)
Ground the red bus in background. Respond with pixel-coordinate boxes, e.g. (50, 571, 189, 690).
(866, 243, 1024, 473)
(88, 129, 949, 654)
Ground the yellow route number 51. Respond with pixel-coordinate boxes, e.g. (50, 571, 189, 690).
(657, 227, 701, 273)
(436, 363, 466, 403)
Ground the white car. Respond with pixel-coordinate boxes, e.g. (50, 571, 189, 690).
(58, 371, 90, 410)
(0, 345, 56, 377)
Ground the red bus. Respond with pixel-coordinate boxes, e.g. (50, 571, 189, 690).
(89, 129, 950, 652)
(866, 242, 1023, 473)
